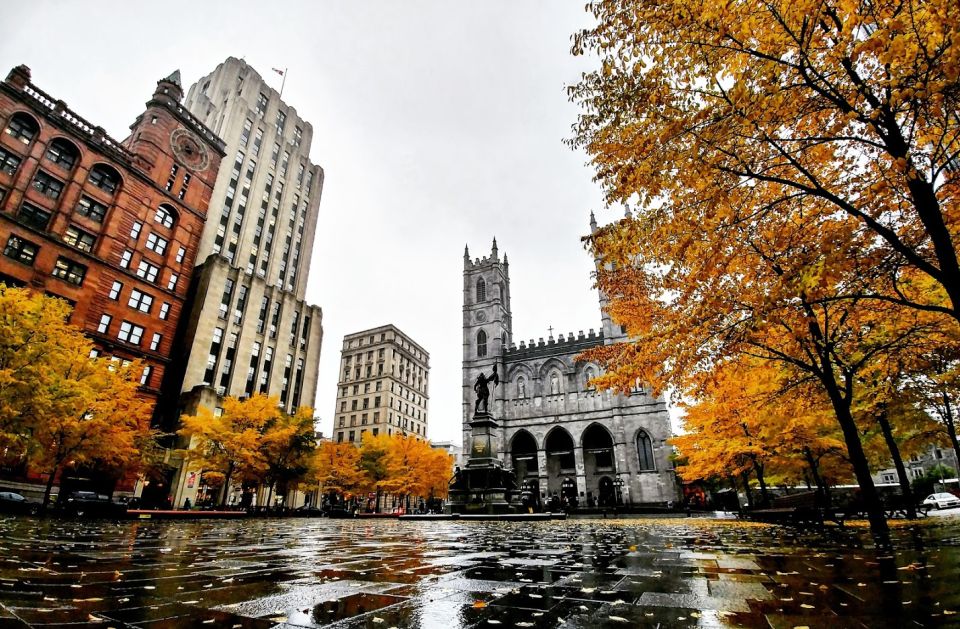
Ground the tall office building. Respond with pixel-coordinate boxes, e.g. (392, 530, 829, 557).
(164, 58, 324, 506)
(334, 325, 430, 445)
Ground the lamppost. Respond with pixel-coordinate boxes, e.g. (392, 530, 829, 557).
(561, 477, 575, 510)
(614, 477, 624, 506)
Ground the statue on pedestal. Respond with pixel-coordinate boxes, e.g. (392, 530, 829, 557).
(473, 365, 499, 414)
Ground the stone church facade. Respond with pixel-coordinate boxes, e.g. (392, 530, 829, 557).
(461, 227, 678, 507)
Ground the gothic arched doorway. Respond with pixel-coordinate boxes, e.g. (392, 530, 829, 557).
(582, 423, 615, 503)
(598, 476, 614, 507)
(545, 428, 576, 498)
(510, 430, 538, 483)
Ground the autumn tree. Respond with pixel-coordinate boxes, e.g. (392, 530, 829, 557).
(178, 393, 282, 505)
(0, 286, 154, 506)
(359, 433, 391, 511)
(569, 0, 959, 542)
(260, 405, 317, 506)
(570, 0, 960, 321)
(311, 441, 366, 500)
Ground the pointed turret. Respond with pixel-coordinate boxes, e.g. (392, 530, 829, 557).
(154, 69, 184, 103)
(589, 210, 598, 233)
(491, 237, 498, 260)
(464, 244, 470, 265)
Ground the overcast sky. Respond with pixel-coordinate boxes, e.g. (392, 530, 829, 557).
(0, 1, 617, 443)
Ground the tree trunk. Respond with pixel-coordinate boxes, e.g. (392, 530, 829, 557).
(822, 376, 890, 543)
(266, 482, 275, 509)
(804, 447, 831, 507)
(42, 462, 61, 508)
(876, 407, 917, 519)
(753, 460, 770, 506)
(740, 470, 754, 508)
(941, 391, 960, 476)
(220, 463, 234, 507)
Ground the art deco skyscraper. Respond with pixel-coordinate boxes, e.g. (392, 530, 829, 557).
(165, 58, 324, 506)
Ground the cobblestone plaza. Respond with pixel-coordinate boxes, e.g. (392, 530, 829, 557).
(1, 515, 959, 628)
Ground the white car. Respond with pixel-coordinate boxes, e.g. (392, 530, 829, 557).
(923, 493, 960, 510)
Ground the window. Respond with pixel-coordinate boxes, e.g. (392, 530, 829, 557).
(270, 142, 280, 168)
(97, 314, 112, 333)
(150, 333, 161, 351)
(119, 250, 133, 268)
(19, 204, 51, 233)
(140, 365, 153, 386)
(166, 274, 178, 290)
(476, 278, 486, 302)
(62, 226, 95, 252)
(165, 165, 179, 192)
(159, 302, 170, 320)
(75, 196, 107, 223)
(256, 92, 269, 116)
(294, 126, 302, 147)
(252, 128, 263, 157)
(130, 221, 143, 240)
(276, 110, 286, 135)
(108, 281, 122, 300)
(44, 139, 78, 171)
(136, 260, 159, 282)
(477, 330, 487, 357)
(117, 321, 144, 345)
(0, 146, 22, 175)
(239, 119, 252, 148)
(637, 431, 655, 471)
(145, 232, 168, 255)
(32, 171, 64, 199)
(51, 257, 87, 285)
(280, 151, 290, 178)
(3, 235, 38, 265)
(127, 289, 153, 313)
(178, 173, 191, 200)
(5, 113, 38, 144)
(88, 165, 120, 194)
(175, 246, 185, 263)
(154, 205, 175, 229)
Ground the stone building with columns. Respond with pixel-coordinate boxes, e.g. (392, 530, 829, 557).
(461, 226, 678, 507)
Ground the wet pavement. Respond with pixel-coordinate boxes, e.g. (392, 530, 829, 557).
(1, 515, 959, 628)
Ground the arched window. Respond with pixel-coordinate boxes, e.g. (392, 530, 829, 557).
(88, 164, 120, 194)
(476, 330, 487, 357)
(4, 112, 39, 145)
(155, 204, 177, 229)
(637, 431, 655, 471)
(476, 277, 486, 302)
(44, 138, 79, 171)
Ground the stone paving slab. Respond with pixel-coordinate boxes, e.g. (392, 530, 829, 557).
(1, 515, 959, 627)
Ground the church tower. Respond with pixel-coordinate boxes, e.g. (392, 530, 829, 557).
(462, 238, 512, 450)
(590, 212, 628, 345)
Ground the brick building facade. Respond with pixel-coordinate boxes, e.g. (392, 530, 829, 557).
(0, 65, 224, 494)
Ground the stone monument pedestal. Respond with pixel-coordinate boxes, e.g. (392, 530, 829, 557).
(447, 411, 514, 515)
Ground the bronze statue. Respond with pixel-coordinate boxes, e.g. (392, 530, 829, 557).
(474, 365, 499, 413)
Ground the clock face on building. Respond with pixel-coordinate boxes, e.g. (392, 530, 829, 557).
(476, 311, 487, 322)
(170, 128, 210, 172)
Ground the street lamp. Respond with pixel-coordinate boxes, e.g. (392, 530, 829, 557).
(614, 477, 624, 506)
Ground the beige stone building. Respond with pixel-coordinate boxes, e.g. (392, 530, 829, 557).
(162, 58, 324, 507)
(333, 325, 429, 444)
(462, 228, 678, 508)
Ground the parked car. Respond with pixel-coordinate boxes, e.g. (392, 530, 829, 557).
(60, 491, 127, 517)
(0, 491, 39, 515)
(923, 492, 960, 510)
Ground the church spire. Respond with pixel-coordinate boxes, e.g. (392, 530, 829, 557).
(589, 210, 597, 232)
(491, 236, 498, 260)
(464, 244, 470, 263)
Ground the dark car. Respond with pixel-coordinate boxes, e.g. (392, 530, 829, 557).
(0, 491, 39, 515)
(60, 491, 127, 517)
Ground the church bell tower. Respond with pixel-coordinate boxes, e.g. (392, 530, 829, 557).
(462, 238, 512, 451)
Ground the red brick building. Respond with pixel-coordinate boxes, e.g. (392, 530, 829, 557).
(0, 65, 225, 428)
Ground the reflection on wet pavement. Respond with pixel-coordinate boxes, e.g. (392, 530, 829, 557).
(0, 515, 958, 627)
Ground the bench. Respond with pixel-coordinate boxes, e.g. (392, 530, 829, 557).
(742, 491, 845, 527)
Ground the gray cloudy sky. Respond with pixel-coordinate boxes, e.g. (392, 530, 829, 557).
(0, 1, 616, 443)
